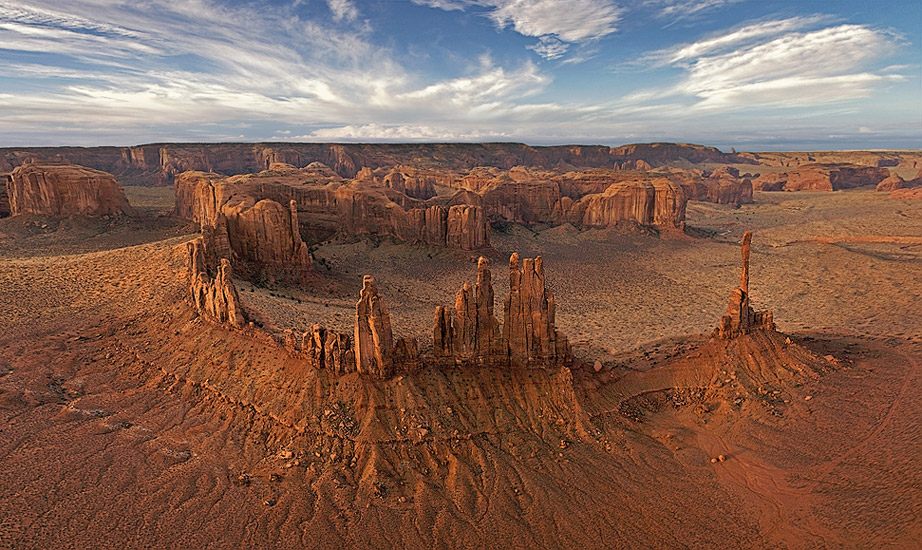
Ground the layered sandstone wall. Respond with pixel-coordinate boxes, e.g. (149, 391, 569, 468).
(7, 161, 133, 217)
(752, 164, 890, 192)
(3, 142, 750, 186)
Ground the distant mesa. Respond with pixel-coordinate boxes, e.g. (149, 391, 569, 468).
(4, 160, 133, 218)
(752, 164, 890, 192)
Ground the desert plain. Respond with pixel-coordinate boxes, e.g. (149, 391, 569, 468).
(0, 144, 921, 549)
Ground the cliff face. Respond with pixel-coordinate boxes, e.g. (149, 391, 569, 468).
(753, 164, 890, 191)
(2, 142, 748, 186)
(0, 174, 10, 217)
(7, 161, 132, 217)
(179, 165, 490, 251)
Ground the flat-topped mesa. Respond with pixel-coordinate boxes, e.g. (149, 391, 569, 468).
(7, 161, 133, 217)
(503, 253, 572, 368)
(202, 198, 315, 285)
(186, 238, 246, 328)
(433, 257, 503, 364)
(715, 231, 775, 339)
(354, 275, 419, 378)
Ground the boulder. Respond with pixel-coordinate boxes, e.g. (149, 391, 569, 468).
(7, 161, 132, 217)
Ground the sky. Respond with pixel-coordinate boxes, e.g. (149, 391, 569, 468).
(0, 0, 919, 150)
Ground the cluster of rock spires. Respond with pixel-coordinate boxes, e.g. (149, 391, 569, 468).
(714, 232, 775, 339)
(185, 229, 777, 378)
(3, 160, 132, 217)
(433, 255, 571, 368)
(186, 238, 246, 328)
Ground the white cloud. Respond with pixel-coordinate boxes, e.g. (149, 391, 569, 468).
(305, 123, 512, 141)
(412, 0, 621, 60)
(644, 0, 743, 23)
(326, 0, 358, 22)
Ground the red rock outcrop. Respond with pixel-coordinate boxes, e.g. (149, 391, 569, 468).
(503, 254, 572, 368)
(284, 325, 356, 375)
(354, 275, 419, 378)
(568, 178, 686, 229)
(7, 161, 132, 217)
(752, 164, 890, 192)
(715, 232, 775, 339)
(876, 174, 905, 192)
(890, 187, 922, 200)
(433, 257, 503, 363)
(433, 254, 571, 368)
(186, 237, 246, 328)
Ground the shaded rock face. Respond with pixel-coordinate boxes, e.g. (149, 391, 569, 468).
(753, 165, 890, 192)
(715, 232, 775, 339)
(433, 255, 571, 368)
(7, 161, 132, 217)
(0, 174, 9, 217)
(186, 238, 246, 328)
(382, 166, 439, 200)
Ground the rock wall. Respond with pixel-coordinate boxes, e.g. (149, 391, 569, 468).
(0, 174, 10, 217)
(186, 238, 246, 328)
(753, 165, 890, 192)
(7, 161, 132, 217)
(715, 232, 775, 339)
(2, 142, 750, 186)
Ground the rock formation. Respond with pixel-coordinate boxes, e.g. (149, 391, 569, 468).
(876, 174, 906, 192)
(752, 164, 890, 192)
(196, 193, 314, 285)
(186, 238, 246, 327)
(2, 141, 753, 186)
(353, 276, 420, 377)
(285, 325, 356, 375)
(0, 173, 10, 217)
(433, 257, 502, 363)
(503, 254, 572, 367)
(715, 232, 775, 339)
(434, 254, 571, 368)
(6, 161, 132, 217)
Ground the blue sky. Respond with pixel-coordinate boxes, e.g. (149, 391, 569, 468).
(0, 0, 919, 149)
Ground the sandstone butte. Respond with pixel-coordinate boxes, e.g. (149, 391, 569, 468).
(752, 164, 890, 192)
(176, 165, 490, 251)
(5, 160, 133, 217)
(174, 162, 739, 253)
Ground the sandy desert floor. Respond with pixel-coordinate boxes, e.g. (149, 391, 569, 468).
(0, 186, 920, 548)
